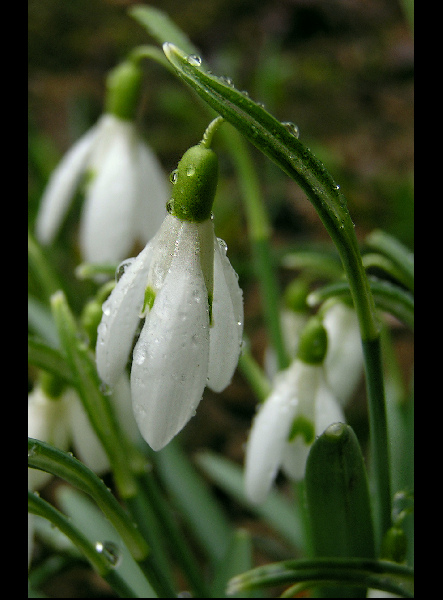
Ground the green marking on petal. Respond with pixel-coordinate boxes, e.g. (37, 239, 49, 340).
(142, 286, 156, 315)
(288, 414, 315, 445)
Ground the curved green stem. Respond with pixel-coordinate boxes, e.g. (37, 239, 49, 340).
(28, 491, 141, 598)
(28, 438, 149, 562)
(163, 43, 392, 542)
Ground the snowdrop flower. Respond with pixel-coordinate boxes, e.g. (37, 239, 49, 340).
(35, 60, 168, 264)
(28, 375, 138, 490)
(245, 318, 345, 504)
(96, 122, 244, 451)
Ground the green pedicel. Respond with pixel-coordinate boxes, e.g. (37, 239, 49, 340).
(168, 144, 219, 223)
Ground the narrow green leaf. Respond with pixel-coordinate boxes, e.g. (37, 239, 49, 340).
(28, 438, 149, 563)
(305, 424, 375, 559)
(57, 486, 157, 598)
(211, 529, 254, 598)
(227, 557, 413, 598)
(154, 441, 233, 565)
(305, 423, 375, 596)
(129, 5, 199, 56)
(308, 278, 414, 331)
(50, 290, 139, 498)
(195, 450, 306, 552)
(365, 229, 414, 293)
(28, 491, 141, 597)
(28, 336, 73, 384)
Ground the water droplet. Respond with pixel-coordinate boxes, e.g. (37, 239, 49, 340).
(166, 199, 174, 214)
(116, 259, 133, 282)
(95, 541, 122, 568)
(220, 75, 234, 87)
(169, 169, 178, 184)
(187, 54, 202, 66)
(28, 444, 38, 458)
(217, 238, 228, 253)
(282, 121, 300, 138)
(186, 166, 196, 177)
(100, 382, 113, 396)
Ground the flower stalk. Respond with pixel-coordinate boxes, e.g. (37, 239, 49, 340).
(163, 43, 392, 542)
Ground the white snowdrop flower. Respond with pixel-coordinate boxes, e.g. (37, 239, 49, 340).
(35, 60, 168, 264)
(245, 318, 345, 504)
(323, 301, 364, 405)
(28, 374, 137, 488)
(96, 128, 244, 451)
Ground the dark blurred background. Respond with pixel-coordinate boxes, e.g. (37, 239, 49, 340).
(28, 0, 413, 245)
(28, 3, 413, 593)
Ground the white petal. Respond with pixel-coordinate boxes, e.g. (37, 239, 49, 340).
(323, 302, 363, 405)
(314, 375, 346, 435)
(79, 119, 140, 263)
(270, 363, 319, 483)
(35, 124, 98, 244)
(281, 367, 344, 481)
(131, 223, 210, 451)
(281, 437, 312, 481)
(95, 241, 154, 386)
(66, 390, 110, 474)
(244, 364, 300, 503)
(134, 140, 169, 245)
(207, 238, 244, 392)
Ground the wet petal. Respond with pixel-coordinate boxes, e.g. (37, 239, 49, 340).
(95, 241, 154, 386)
(131, 223, 210, 451)
(207, 238, 244, 392)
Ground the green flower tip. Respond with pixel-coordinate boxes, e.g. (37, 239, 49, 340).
(105, 60, 143, 121)
(296, 317, 328, 365)
(283, 279, 310, 313)
(288, 414, 315, 445)
(167, 143, 219, 223)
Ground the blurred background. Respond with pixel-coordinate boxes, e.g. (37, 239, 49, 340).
(28, 1, 413, 595)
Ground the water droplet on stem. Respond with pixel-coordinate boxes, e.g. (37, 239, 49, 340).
(95, 541, 122, 568)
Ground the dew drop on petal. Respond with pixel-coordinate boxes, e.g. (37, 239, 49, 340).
(116, 259, 134, 283)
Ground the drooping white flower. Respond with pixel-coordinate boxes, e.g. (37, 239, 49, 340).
(35, 60, 168, 264)
(96, 133, 244, 451)
(244, 319, 345, 504)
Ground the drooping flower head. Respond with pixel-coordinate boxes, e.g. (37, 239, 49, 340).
(96, 119, 244, 451)
(35, 59, 168, 264)
(244, 317, 345, 504)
